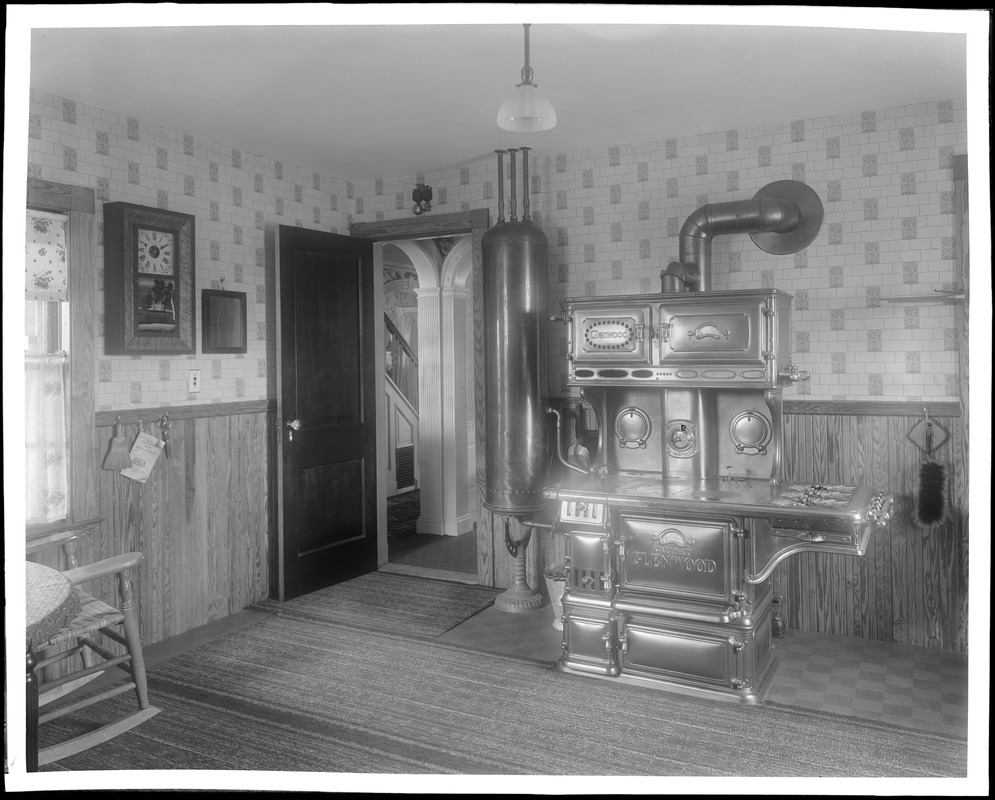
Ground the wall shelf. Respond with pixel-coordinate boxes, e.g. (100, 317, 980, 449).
(883, 290, 966, 305)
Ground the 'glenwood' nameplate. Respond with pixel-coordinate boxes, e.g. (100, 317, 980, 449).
(620, 514, 739, 603)
(583, 318, 641, 352)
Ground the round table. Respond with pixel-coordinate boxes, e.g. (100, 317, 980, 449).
(25, 560, 81, 772)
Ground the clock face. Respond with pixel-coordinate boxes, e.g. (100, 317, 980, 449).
(137, 228, 176, 275)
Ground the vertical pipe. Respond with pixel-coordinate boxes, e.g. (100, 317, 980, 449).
(521, 146, 531, 222)
(508, 148, 518, 222)
(495, 150, 506, 224)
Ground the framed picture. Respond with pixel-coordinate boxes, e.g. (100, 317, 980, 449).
(202, 289, 248, 354)
(103, 202, 196, 354)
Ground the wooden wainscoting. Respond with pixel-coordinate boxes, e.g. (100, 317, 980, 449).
(774, 401, 968, 653)
(84, 401, 277, 648)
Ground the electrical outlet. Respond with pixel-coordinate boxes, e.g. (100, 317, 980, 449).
(188, 369, 201, 393)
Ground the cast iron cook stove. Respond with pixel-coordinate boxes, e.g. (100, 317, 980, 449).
(542, 183, 893, 704)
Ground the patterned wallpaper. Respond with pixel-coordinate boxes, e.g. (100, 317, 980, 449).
(26, 89, 967, 408)
(27, 89, 354, 410)
(351, 99, 968, 403)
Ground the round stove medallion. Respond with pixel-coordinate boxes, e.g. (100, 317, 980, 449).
(729, 410, 772, 455)
(615, 407, 652, 448)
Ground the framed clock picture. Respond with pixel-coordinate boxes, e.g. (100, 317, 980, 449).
(103, 202, 196, 354)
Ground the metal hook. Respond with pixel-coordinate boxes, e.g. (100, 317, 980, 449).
(907, 407, 949, 457)
(158, 411, 171, 458)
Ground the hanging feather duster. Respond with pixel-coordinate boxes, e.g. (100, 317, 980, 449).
(911, 414, 948, 528)
(101, 416, 133, 471)
(914, 457, 948, 528)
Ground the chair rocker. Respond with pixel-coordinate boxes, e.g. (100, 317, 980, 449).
(27, 523, 161, 767)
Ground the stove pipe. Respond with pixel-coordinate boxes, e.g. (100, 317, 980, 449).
(662, 180, 824, 293)
(482, 147, 549, 516)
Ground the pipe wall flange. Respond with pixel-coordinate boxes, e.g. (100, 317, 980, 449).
(749, 180, 824, 255)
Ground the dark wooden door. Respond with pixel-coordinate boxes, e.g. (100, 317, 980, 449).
(276, 225, 378, 600)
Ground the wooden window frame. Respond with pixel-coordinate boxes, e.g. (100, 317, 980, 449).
(26, 179, 98, 534)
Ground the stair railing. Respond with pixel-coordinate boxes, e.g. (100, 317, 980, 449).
(384, 313, 418, 412)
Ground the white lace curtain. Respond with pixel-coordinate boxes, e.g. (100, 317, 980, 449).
(25, 354, 69, 524)
(25, 208, 69, 524)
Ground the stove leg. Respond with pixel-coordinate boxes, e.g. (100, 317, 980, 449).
(495, 519, 546, 613)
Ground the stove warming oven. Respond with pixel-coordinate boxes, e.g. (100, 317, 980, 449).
(542, 182, 893, 703)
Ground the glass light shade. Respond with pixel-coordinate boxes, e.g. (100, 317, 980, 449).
(496, 83, 557, 132)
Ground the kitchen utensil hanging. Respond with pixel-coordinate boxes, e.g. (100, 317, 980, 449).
(566, 403, 592, 471)
(907, 408, 949, 528)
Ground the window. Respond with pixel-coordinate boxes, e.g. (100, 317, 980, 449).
(25, 209, 70, 525)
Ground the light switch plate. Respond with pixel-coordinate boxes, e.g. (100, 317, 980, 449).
(188, 369, 201, 393)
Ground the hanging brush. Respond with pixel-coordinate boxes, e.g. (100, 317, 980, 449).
(909, 409, 948, 528)
(101, 415, 133, 471)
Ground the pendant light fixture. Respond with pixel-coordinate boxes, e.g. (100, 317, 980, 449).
(497, 23, 557, 133)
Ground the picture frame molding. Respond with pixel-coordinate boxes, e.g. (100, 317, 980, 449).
(201, 288, 248, 354)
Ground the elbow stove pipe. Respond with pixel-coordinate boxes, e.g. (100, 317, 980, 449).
(663, 180, 824, 293)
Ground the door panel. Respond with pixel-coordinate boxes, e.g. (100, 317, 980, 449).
(294, 253, 363, 428)
(297, 460, 367, 552)
(277, 225, 377, 600)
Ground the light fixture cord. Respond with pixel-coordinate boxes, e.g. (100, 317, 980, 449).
(520, 23, 534, 86)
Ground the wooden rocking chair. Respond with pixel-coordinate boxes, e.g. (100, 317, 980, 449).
(26, 519, 161, 768)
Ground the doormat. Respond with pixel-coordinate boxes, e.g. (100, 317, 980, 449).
(249, 570, 499, 639)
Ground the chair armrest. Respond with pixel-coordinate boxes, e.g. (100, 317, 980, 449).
(63, 552, 144, 585)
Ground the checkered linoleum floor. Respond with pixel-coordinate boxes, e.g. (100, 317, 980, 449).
(438, 603, 970, 739)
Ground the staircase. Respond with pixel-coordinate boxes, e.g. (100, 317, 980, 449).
(385, 314, 419, 495)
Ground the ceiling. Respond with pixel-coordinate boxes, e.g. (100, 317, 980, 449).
(18, 6, 977, 182)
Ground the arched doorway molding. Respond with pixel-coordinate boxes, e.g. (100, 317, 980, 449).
(388, 236, 474, 537)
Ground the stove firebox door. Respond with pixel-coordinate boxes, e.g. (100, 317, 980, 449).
(569, 304, 653, 367)
(565, 529, 615, 598)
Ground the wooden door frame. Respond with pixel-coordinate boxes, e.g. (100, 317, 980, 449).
(351, 210, 492, 582)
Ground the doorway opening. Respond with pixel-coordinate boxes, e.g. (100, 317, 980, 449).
(379, 236, 477, 580)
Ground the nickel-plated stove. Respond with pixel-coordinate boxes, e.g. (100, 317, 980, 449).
(540, 182, 892, 703)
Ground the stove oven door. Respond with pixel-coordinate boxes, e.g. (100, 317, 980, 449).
(617, 512, 745, 606)
(655, 293, 784, 386)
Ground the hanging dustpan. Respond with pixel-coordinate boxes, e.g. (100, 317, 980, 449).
(907, 409, 949, 528)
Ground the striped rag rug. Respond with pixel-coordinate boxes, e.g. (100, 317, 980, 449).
(39, 574, 968, 782)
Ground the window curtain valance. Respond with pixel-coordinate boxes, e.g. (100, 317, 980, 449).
(26, 209, 69, 302)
